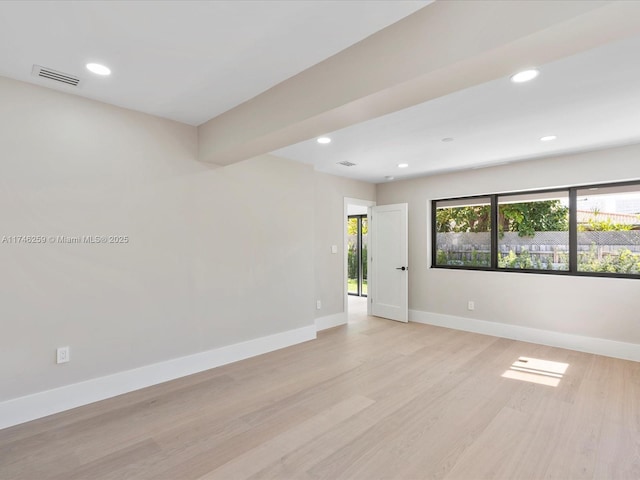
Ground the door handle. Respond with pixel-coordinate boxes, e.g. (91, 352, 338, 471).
(396, 266, 407, 271)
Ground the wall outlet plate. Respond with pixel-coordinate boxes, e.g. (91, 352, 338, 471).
(56, 346, 70, 364)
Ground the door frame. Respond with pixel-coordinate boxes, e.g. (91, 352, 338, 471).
(344, 197, 376, 318)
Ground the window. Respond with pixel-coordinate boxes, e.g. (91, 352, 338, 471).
(576, 185, 640, 274)
(435, 197, 491, 268)
(498, 191, 569, 271)
(432, 180, 640, 278)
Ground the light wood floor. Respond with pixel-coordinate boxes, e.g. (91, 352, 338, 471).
(1, 297, 639, 480)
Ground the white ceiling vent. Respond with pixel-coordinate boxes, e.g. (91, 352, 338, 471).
(337, 161, 357, 167)
(32, 65, 81, 87)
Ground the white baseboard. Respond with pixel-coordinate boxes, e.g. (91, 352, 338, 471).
(0, 325, 316, 431)
(409, 310, 640, 362)
(315, 312, 347, 331)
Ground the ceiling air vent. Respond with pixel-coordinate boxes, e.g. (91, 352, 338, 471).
(337, 161, 357, 167)
(32, 65, 81, 87)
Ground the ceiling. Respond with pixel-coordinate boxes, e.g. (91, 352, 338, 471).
(0, 0, 428, 126)
(274, 34, 640, 183)
(2, 1, 638, 184)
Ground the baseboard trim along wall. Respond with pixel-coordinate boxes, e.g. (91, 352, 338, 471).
(315, 312, 347, 332)
(0, 325, 317, 431)
(410, 310, 640, 363)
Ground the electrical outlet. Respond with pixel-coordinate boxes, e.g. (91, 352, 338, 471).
(56, 346, 70, 364)
(316, 300, 322, 310)
(467, 301, 475, 311)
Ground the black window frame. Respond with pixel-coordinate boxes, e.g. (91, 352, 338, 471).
(431, 180, 640, 279)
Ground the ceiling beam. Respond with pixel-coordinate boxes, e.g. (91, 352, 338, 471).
(198, 0, 640, 166)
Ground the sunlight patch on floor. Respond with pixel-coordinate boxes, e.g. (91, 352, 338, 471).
(502, 357, 569, 387)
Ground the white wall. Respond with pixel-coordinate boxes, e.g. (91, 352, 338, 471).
(0, 76, 319, 403)
(376, 144, 640, 346)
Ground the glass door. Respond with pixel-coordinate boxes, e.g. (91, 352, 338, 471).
(348, 215, 368, 296)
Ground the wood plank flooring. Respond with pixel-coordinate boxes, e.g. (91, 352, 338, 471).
(1, 297, 639, 479)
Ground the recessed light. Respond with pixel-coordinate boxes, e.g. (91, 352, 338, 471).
(86, 63, 111, 76)
(317, 137, 331, 144)
(510, 69, 539, 83)
(441, 137, 454, 143)
(385, 176, 395, 181)
(540, 135, 557, 142)
(397, 163, 409, 168)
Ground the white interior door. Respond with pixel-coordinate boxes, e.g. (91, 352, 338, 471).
(369, 203, 408, 322)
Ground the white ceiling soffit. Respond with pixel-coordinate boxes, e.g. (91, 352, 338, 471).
(0, 0, 429, 126)
(200, 1, 640, 166)
(273, 34, 640, 183)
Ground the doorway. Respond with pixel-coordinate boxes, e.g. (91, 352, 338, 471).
(344, 198, 375, 321)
